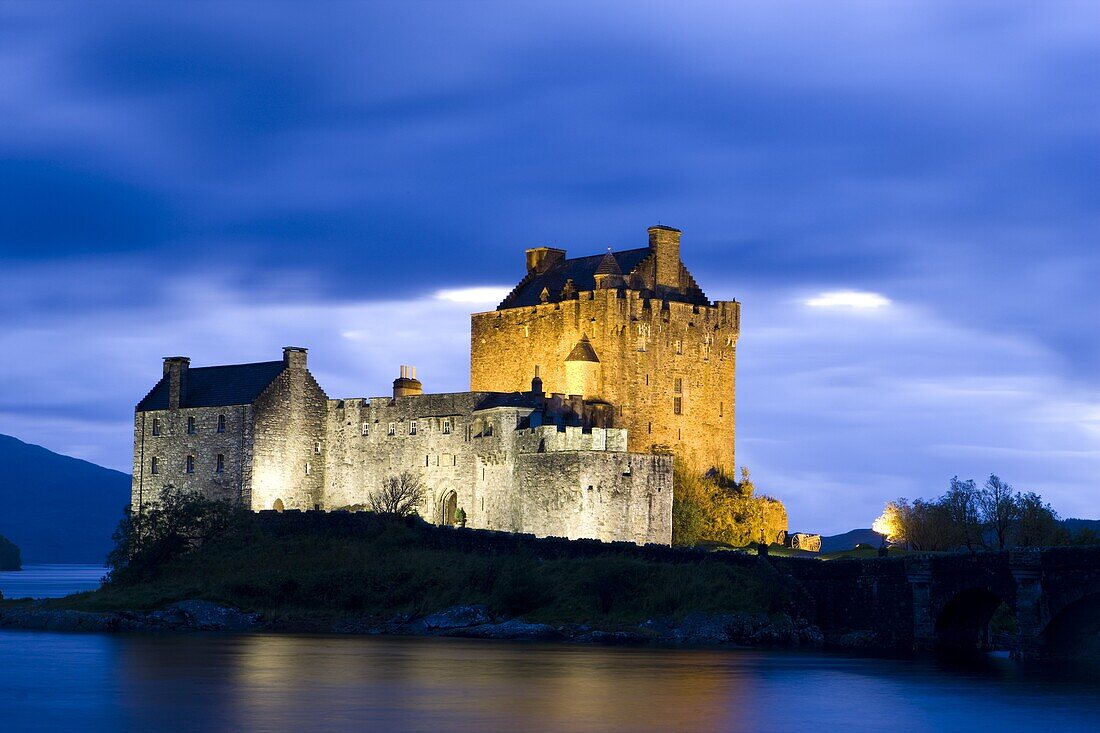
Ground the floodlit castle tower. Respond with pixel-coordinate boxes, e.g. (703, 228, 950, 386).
(470, 225, 740, 475)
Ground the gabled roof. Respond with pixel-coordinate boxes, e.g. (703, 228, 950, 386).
(499, 247, 652, 309)
(136, 361, 286, 411)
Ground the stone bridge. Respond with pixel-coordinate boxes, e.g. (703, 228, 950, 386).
(774, 546, 1100, 659)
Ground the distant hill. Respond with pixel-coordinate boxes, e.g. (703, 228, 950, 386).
(0, 434, 130, 564)
(820, 528, 882, 553)
(0, 534, 20, 570)
(1063, 518, 1100, 535)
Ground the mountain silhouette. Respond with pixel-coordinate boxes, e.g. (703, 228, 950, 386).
(0, 434, 129, 564)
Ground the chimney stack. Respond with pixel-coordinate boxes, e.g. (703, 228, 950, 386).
(393, 365, 423, 398)
(283, 346, 308, 370)
(648, 225, 682, 292)
(525, 247, 566, 275)
(531, 365, 544, 396)
(163, 356, 190, 410)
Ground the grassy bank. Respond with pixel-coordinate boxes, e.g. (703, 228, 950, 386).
(52, 516, 806, 631)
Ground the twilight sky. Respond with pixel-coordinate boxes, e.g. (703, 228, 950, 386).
(1, 1, 1097, 533)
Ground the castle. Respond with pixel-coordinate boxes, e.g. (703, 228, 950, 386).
(130, 225, 745, 546)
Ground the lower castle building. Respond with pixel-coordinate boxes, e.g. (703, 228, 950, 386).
(132, 349, 673, 545)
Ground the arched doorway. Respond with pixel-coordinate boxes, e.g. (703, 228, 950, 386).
(440, 490, 457, 526)
(273, 498, 285, 512)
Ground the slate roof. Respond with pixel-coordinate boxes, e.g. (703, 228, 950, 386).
(136, 361, 286, 411)
(565, 336, 600, 362)
(594, 250, 622, 276)
(499, 247, 652, 309)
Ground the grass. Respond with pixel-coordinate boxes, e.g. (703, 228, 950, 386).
(47, 517, 807, 631)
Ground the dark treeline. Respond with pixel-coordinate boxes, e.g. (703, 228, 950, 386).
(877, 475, 1097, 553)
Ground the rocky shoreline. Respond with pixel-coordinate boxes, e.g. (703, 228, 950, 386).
(0, 600, 829, 649)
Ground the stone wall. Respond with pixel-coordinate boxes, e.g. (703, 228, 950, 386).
(248, 362, 329, 511)
(322, 391, 672, 544)
(130, 405, 252, 511)
(470, 288, 739, 474)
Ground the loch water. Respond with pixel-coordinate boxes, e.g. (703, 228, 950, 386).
(1, 568, 1097, 733)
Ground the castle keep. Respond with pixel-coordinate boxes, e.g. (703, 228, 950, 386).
(131, 225, 743, 546)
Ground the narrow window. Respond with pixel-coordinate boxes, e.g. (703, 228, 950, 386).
(678, 428, 682, 441)
(673, 397, 682, 415)
(647, 422, 652, 434)
(719, 402, 724, 418)
(187, 416, 196, 435)
(217, 414, 226, 433)
(645, 374, 650, 386)
(314, 441, 322, 454)
(674, 378, 682, 393)
(409, 420, 417, 436)
(388, 422, 396, 436)
(425, 454, 430, 467)
(305, 462, 311, 476)
(185, 455, 194, 474)
(361, 421, 370, 436)
(150, 456, 159, 475)
(151, 418, 161, 436)
(675, 339, 683, 355)
(216, 454, 224, 473)
(443, 419, 452, 435)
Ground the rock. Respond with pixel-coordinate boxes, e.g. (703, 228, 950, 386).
(834, 630, 879, 650)
(402, 605, 492, 634)
(452, 618, 560, 641)
(145, 600, 261, 631)
(574, 629, 650, 645)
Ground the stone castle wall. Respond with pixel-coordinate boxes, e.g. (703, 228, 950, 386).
(248, 362, 329, 511)
(470, 289, 739, 474)
(130, 405, 252, 511)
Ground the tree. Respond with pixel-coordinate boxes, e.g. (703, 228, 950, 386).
(944, 477, 983, 553)
(1012, 492, 1064, 547)
(108, 484, 242, 583)
(368, 471, 427, 516)
(978, 474, 1018, 550)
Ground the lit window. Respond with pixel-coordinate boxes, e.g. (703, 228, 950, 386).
(388, 422, 396, 436)
(675, 339, 683, 355)
(442, 419, 452, 435)
(150, 457, 159, 475)
(361, 422, 369, 436)
(217, 414, 226, 433)
(674, 378, 682, 393)
(409, 420, 417, 435)
(187, 416, 196, 435)
(185, 455, 194, 473)
(673, 397, 682, 415)
(151, 418, 161, 436)
(216, 454, 224, 473)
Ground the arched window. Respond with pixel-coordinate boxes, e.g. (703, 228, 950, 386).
(217, 414, 226, 433)
(273, 498, 285, 512)
(185, 455, 194, 474)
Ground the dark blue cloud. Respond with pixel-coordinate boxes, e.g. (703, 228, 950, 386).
(1, 1, 1097, 528)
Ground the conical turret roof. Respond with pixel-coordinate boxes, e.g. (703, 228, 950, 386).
(594, 249, 622, 276)
(566, 335, 600, 363)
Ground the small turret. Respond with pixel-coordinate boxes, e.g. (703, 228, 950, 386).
(593, 248, 623, 290)
(393, 365, 422, 398)
(531, 366, 544, 396)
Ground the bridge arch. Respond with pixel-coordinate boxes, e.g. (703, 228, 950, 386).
(1041, 591, 1100, 659)
(933, 587, 1013, 652)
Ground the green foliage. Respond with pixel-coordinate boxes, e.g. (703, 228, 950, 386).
(672, 462, 787, 548)
(75, 510, 802, 628)
(107, 485, 245, 585)
(880, 475, 1072, 552)
(0, 534, 21, 571)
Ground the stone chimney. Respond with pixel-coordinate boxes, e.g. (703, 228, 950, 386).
(393, 365, 423, 398)
(163, 356, 190, 410)
(283, 346, 308, 370)
(531, 365, 544, 396)
(525, 247, 566, 275)
(648, 225, 682, 291)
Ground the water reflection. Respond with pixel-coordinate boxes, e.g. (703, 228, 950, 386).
(2, 632, 1098, 732)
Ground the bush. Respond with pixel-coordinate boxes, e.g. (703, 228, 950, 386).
(672, 463, 787, 547)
